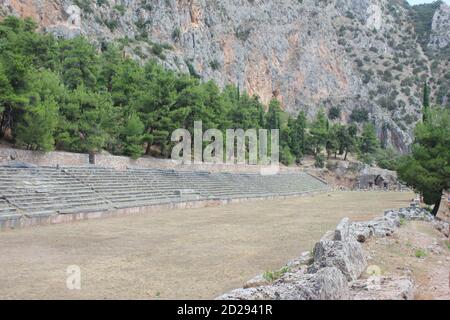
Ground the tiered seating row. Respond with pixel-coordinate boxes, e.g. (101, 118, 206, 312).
(0, 166, 328, 218)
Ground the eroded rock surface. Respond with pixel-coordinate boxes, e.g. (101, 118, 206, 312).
(218, 205, 444, 300)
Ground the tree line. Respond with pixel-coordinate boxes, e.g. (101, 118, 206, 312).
(1, 16, 383, 165)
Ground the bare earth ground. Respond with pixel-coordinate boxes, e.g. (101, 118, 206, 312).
(363, 221, 450, 300)
(0, 191, 413, 299)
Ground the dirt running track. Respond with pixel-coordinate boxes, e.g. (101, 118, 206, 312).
(0, 191, 413, 299)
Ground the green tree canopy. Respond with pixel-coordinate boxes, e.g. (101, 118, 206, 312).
(398, 107, 450, 216)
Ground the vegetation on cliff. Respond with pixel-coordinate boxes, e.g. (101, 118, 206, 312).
(0, 17, 412, 166)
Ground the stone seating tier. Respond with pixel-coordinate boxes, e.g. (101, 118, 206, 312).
(0, 166, 328, 218)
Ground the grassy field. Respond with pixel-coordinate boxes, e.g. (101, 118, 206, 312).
(0, 191, 414, 299)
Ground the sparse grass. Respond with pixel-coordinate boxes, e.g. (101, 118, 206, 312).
(0, 192, 414, 299)
(445, 241, 450, 251)
(415, 249, 427, 258)
(263, 266, 290, 282)
(399, 217, 406, 226)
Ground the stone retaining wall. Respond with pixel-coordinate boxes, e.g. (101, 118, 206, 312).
(0, 146, 303, 173)
(0, 190, 326, 231)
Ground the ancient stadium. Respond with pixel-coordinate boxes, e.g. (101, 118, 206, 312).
(0, 147, 448, 300)
(0, 0, 449, 303)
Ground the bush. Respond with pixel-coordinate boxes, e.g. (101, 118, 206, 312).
(185, 60, 201, 79)
(235, 27, 251, 41)
(172, 27, 181, 41)
(209, 60, 220, 70)
(74, 0, 93, 13)
(113, 5, 126, 15)
(152, 44, 166, 59)
(263, 266, 290, 283)
(415, 249, 427, 258)
(314, 154, 325, 168)
(375, 148, 401, 170)
(328, 106, 341, 120)
(105, 19, 118, 32)
(350, 108, 369, 123)
(281, 146, 295, 166)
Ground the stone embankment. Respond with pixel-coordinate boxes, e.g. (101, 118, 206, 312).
(217, 206, 449, 300)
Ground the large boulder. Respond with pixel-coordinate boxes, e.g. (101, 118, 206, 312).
(348, 221, 374, 243)
(385, 206, 435, 222)
(217, 267, 350, 300)
(308, 240, 367, 281)
(334, 218, 351, 241)
(369, 216, 399, 237)
(433, 220, 450, 237)
(350, 276, 415, 300)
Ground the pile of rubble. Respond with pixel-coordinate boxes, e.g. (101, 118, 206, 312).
(217, 206, 448, 300)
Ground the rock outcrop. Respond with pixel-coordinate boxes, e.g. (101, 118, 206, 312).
(218, 205, 446, 300)
(350, 275, 415, 300)
(308, 239, 367, 281)
(429, 3, 450, 50)
(217, 267, 350, 300)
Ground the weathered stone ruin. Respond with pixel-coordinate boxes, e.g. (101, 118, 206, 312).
(0, 165, 329, 230)
(217, 206, 448, 300)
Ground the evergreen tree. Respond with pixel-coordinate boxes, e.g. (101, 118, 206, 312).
(422, 81, 430, 122)
(60, 37, 99, 90)
(15, 99, 58, 151)
(358, 123, 379, 163)
(398, 107, 450, 216)
(289, 111, 307, 160)
(122, 113, 145, 159)
(265, 99, 282, 129)
(309, 109, 328, 155)
(326, 124, 340, 159)
(336, 124, 355, 161)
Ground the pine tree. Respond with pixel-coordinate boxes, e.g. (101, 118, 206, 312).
(122, 113, 145, 159)
(265, 99, 282, 129)
(15, 100, 58, 151)
(288, 111, 307, 160)
(310, 109, 328, 155)
(336, 125, 356, 161)
(398, 107, 449, 216)
(326, 124, 340, 159)
(422, 81, 430, 122)
(359, 123, 379, 154)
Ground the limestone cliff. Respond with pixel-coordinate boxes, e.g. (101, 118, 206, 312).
(1, 0, 449, 152)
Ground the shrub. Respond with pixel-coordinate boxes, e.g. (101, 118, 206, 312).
(314, 154, 325, 168)
(185, 60, 201, 79)
(328, 106, 341, 120)
(74, 0, 93, 13)
(415, 249, 427, 258)
(152, 44, 166, 59)
(105, 19, 118, 32)
(281, 146, 295, 166)
(172, 27, 181, 41)
(235, 27, 251, 41)
(114, 5, 126, 15)
(209, 59, 220, 70)
(350, 108, 369, 123)
(263, 266, 290, 282)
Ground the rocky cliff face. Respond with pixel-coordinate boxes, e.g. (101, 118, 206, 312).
(429, 2, 450, 50)
(426, 2, 450, 108)
(1, 0, 449, 152)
